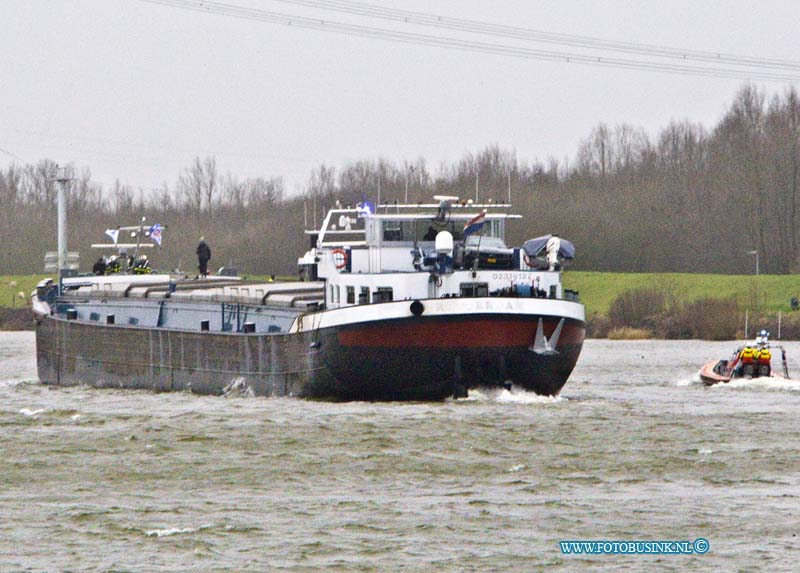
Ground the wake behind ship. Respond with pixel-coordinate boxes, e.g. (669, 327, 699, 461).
(33, 198, 585, 400)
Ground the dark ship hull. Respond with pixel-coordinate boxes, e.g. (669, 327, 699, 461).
(35, 301, 585, 401)
(35, 314, 333, 398)
(320, 314, 585, 400)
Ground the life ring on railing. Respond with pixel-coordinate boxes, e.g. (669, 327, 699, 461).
(332, 248, 348, 270)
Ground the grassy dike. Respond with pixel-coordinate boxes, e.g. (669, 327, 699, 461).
(564, 272, 800, 339)
(563, 271, 800, 315)
(2, 272, 800, 336)
(0, 275, 46, 330)
(0, 275, 47, 308)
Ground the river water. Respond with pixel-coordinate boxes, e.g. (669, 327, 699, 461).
(1, 332, 799, 571)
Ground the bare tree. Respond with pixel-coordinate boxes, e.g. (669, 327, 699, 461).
(245, 176, 283, 207)
(221, 173, 246, 210)
(307, 164, 337, 198)
(203, 156, 217, 215)
(177, 156, 218, 214)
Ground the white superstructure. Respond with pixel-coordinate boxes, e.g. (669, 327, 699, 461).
(299, 201, 578, 312)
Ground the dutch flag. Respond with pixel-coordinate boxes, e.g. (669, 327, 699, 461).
(463, 210, 487, 237)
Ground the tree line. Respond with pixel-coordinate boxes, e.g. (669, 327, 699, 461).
(1, 84, 799, 276)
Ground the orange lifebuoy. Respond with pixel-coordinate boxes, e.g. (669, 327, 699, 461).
(332, 248, 348, 270)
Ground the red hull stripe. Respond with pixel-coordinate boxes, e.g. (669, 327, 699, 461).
(336, 318, 584, 348)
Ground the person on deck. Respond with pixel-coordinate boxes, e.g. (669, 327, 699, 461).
(105, 256, 121, 274)
(92, 257, 107, 275)
(197, 237, 212, 278)
(739, 346, 756, 373)
(132, 255, 151, 274)
(546, 235, 562, 271)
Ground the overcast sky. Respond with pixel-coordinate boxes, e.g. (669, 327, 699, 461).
(3, 0, 799, 194)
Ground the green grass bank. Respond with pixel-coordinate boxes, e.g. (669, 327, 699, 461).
(0, 275, 47, 309)
(564, 272, 800, 315)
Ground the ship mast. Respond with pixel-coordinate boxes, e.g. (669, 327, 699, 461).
(54, 166, 73, 292)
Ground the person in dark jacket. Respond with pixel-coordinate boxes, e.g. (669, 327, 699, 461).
(92, 257, 107, 275)
(197, 237, 211, 277)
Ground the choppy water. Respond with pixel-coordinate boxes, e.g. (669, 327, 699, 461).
(2, 332, 799, 571)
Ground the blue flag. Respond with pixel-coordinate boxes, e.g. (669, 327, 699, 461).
(148, 223, 163, 246)
(356, 201, 375, 219)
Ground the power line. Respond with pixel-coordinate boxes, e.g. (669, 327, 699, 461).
(138, 0, 800, 82)
(273, 0, 800, 72)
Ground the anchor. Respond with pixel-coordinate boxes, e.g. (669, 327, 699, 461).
(530, 318, 565, 355)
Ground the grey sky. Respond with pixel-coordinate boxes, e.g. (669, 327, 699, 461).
(3, 0, 798, 194)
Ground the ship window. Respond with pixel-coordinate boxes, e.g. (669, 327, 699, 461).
(358, 286, 370, 305)
(242, 288, 249, 297)
(329, 285, 334, 303)
(335, 285, 341, 304)
(346, 286, 355, 304)
(383, 221, 402, 241)
(382, 220, 415, 242)
(460, 282, 489, 297)
(372, 287, 393, 303)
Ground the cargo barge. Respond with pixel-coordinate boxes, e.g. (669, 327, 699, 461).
(33, 198, 585, 400)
